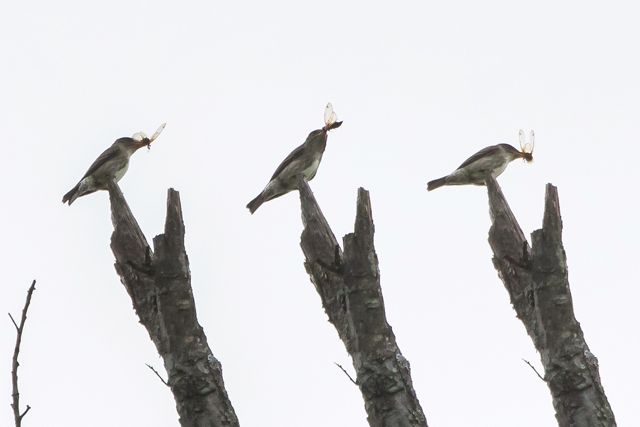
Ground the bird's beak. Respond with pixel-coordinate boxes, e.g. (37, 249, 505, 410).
(323, 121, 343, 132)
(135, 123, 166, 150)
(135, 138, 151, 150)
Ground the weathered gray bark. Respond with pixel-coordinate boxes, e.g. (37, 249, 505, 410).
(298, 176, 427, 427)
(486, 176, 616, 427)
(107, 181, 239, 427)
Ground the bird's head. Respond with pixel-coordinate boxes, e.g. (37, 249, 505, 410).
(306, 128, 329, 144)
(306, 120, 342, 146)
(122, 123, 167, 152)
(114, 136, 149, 153)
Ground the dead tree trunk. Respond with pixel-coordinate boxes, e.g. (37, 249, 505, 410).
(298, 176, 428, 427)
(486, 176, 616, 427)
(107, 181, 239, 427)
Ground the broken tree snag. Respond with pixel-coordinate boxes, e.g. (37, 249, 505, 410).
(486, 176, 616, 427)
(9, 280, 36, 427)
(107, 181, 239, 427)
(298, 176, 428, 427)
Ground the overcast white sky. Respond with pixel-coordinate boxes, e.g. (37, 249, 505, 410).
(1, 1, 638, 426)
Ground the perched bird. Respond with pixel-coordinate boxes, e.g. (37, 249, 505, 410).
(427, 130, 534, 191)
(62, 124, 166, 205)
(247, 103, 342, 214)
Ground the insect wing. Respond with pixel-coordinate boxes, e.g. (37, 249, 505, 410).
(132, 132, 147, 142)
(150, 123, 167, 142)
(324, 103, 337, 126)
(525, 129, 535, 154)
(520, 129, 534, 154)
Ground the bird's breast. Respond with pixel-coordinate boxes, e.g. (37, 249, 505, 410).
(112, 162, 130, 182)
(302, 158, 321, 179)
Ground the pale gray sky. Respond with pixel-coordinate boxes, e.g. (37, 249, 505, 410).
(1, 1, 638, 426)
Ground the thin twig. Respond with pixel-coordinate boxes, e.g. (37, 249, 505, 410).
(145, 364, 169, 387)
(522, 358, 545, 382)
(8, 314, 19, 332)
(10, 280, 36, 427)
(19, 406, 31, 419)
(334, 362, 358, 386)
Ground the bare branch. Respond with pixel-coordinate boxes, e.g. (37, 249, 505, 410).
(145, 364, 169, 387)
(522, 359, 545, 382)
(334, 362, 358, 386)
(486, 177, 616, 427)
(8, 314, 19, 333)
(19, 406, 31, 420)
(10, 280, 36, 427)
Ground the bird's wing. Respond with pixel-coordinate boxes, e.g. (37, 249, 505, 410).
(456, 145, 501, 169)
(269, 143, 306, 181)
(80, 146, 121, 179)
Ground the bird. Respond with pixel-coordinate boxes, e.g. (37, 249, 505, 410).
(62, 124, 166, 205)
(427, 130, 534, 191)
(247, 104, 342, 214)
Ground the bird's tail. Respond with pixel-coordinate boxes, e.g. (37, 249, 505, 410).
(62, 184, 80, 205)
(427, 177, 447, 191)
(246, 192, 266, 214)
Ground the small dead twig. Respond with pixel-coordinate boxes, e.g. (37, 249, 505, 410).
(522, 358, 545, 382)
(334, 362, 358, 386)
(8, 315, 19, 332)
(10, 280, 37, 427)
(145, 364, 169, 387)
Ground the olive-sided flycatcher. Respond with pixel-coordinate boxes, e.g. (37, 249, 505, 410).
(247, 105, 342, 214)
(427, 130, 534, 191)
(62, 124, 166, 205)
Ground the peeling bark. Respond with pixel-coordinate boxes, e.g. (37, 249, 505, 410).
(486, 176, 616, 427)
(298, 177, 427, 427)
(107, 181, 239, 427)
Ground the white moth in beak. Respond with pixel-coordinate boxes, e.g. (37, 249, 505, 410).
(132, 131, 148, 142)
(519, 129, 535, 155)
(324, 103, 338, 127)
(132, 123, 166, 149)
(323, 103, 342, 131)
